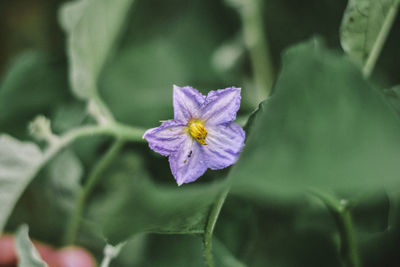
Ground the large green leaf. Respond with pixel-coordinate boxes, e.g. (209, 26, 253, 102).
(229, 39, 400, 199)
(340, 0, 400, 67)
(15, 225, 48, 267)
(89, 152, 225, 244)
(59, 0, 134, 99)
(0, 135, 43, 234)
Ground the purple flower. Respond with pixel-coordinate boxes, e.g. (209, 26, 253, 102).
(143, 85, 245, 186)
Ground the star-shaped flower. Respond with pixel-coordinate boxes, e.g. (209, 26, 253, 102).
(143, 85, 245, 186)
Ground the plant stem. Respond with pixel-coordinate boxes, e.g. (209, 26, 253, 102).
(63, 139, 124, 245)
(203, 187, 230, 267)
(239, 0, 275, 101)
(310, 189, 360, 267)
(59, 122, 145, 145)
(24, 121, 144, 244)
(100, 242, 126, 267)
(363, 0, 400, 78)
(25, 122, 145, 199)
(89, 94, 116, 124)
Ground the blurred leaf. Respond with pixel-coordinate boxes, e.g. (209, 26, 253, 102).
(383, 85, 400, 116)
(99, 41, 184, 127)
(115, 234, 148, 266)
(100, 34, 225, 126)
(51, 103, 87, 134)
(134, 234, 205, 267)
(15, 224, 48, 267)
(340, 0, 399, 66)
(387, 189, 400, 230)
(212, 34, 245, 74)
(213, 238, 247, 267)
(50, 103, 107, 168)
(0, 135, 43, 234)
(30, 150, 82, 244)
(99, 0, 244, 127)
(216, 196, 340, 267)
(248, 214, 340, 267)
(213, 197, 258, 262)
(116, 234, 247, 267)
(0, 52, 68, 138)
(42, 150, 83, 224)
(89, 152, 225, 244)
(59, 0, 134, 99)
(7, 150, 85, 246)
(229, 39, 400, 199)
(351, 190, 389, 234)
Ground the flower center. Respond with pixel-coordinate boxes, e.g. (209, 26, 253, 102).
(188, 120, 207, 145)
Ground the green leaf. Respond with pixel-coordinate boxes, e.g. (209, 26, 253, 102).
(0, 52, 69, 138)
(6, 150, 83, 245)
(89, 152, 225, 244)
(0, 135, 43, 234)
(15, 224, 48, 267)
(383, 85, 400, 116)
(214, 238, 247, 267)
(115, 234, 148, 266)
(59, 0, 134, 99)
(132, 234, 205, 267)
(340, 0, 400, 67)
(229, 39, 400, 199)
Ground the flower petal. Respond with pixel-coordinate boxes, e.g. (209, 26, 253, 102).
(202, 123, 245, 170)
(201, 87, 241, 125)
(169, 138, 207, 186)
(173, 85, 205, 123)
(143, 120, 186, 156)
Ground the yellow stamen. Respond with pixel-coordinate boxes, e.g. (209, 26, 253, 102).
(187, 119, 207, 145)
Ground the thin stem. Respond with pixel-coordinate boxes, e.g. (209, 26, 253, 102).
(63, 139, 124, 245)
(239, 0, 275, 101)
(203, 186, 230, 267)
(20, 122, 144, 244)
(310, 189, 360, 267)
(26, 122, 144, 194)
(94, 92, 116, 121)
(59, 122, 145, 145)
(100, 242, 126, 267)
(363, 0, 400, 78)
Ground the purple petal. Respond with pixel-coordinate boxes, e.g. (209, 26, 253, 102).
(143, 120, 187, 156)
(202, 123, 245, 170)
(173, 85, 206, 123)
(200, 87, 241, 125)
(169, 138, 207, 186)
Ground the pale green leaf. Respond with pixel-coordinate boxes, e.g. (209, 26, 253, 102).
(340, 0, 399, 66)
(59, 0, 134, 99)
(0, 135, 43, 234)
(15, 224, 48, 267)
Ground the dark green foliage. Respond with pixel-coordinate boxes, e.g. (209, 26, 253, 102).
(2, 0, 400, 266)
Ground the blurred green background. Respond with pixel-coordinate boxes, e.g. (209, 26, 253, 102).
(2, 0, 400, 266)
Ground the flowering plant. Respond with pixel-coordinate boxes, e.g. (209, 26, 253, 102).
(1, 0, 400, 266)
